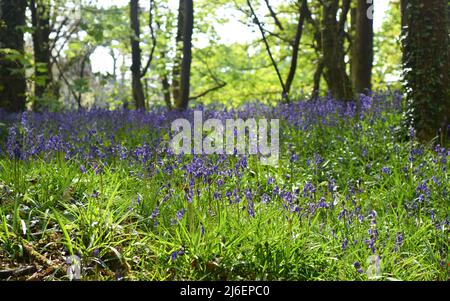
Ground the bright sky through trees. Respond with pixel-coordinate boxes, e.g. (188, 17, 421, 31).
(91, 0, 389, 74)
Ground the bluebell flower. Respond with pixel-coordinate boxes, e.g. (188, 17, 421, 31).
(185, 188, 194, 203)
(338, 209, 347, 220)
(261, 193, 270, 204)
(353, 262, 363, 274)
(409, 127, 415, 140)
(290, 154, 299, 163)
(176, 209, 186, 220)
(327, 179, 336, 193)
(342, 239, 348, 251)
(303, 182, 316, 198)
(136, 194, 142, 205)
(151, 207, 159, 219)
(317, 197, 328, 208)
(93, 162, 104, 175)
(6, 127, 21, 160)
(273, 185, 279, 196)
(245, 189, 253, 200)
(306, 158, 311, 166)
(247, 200, 255, 218)
(381, 167, 391, 174)
(395, 233, 404, 250)
(314, 153, 323, 166)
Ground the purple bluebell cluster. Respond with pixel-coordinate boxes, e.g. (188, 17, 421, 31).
(1, 93, 402, 163)
(0, 92, 448, 272)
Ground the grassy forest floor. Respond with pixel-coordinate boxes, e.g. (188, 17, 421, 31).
(0, 92, 448, 280)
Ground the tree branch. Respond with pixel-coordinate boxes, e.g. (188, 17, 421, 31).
(189, 82, 227, 101)
(264, 0, 284, 31)
(49, 16, 70, 53)
(52, 20, 82, 61)
(51, 56, 80, 108)
(247, 0, 287, 100)
(263, 29, 294, 46)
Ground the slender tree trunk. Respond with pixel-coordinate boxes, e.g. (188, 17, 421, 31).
(172, 0, 183, 105)
(353, 0, 373, 95)
(30, 0, 52, 111)
(400, 0, 408, 28)
(306, 5, 324, 100)
(321, 0, 353, 101)
(403, 0, 450, 142)
(162, 74, 171, 110)
(140, 0, 156, 79)
(0, 0, 27, 112)
(311, 59, 324, 100)
(175, 0, 193, 110)
(75, 51, 92, 110)
(285, 0, 308, 98)
(110, 49, 117, 80)
(120, 55, 128, 109)
(350, 7, 356, 87)
(130, 0, 146, 110)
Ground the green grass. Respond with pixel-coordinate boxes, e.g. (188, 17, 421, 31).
(0, 108, 448, 281)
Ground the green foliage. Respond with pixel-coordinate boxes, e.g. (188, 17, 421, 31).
(2, 0, 406, 109)
(373, 1, 402, 90)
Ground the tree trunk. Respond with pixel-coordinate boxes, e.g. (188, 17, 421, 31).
(175, 0, 193, 110)
(311, 59, 324, 100)
(403, 0, 450, 142)
(400, 0, 408, 28)
(0, 0, 27, 112)
(110, 49, 117, 80)
(350, 7, 356, 88)
(75, 51, 92, 110)
(130, 0, 146, 110)
(353, 0, 373, 95)
(285, 0, 308, 98)
(172, 0, 183, 105)
(162, 74, 171, 110)
(321, 0, 353, 101)
(30, 0, 52, 111)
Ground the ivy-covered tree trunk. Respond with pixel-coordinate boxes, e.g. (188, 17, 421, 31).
(321, 0, 353, 101)
(0, 0, 27, 112)
(353, 0, 373, 95)
(403, 0, 450, 142)
(130, 0, 146, 110)
(30, 0, 52, 111)
(175, 0, 193, 110)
